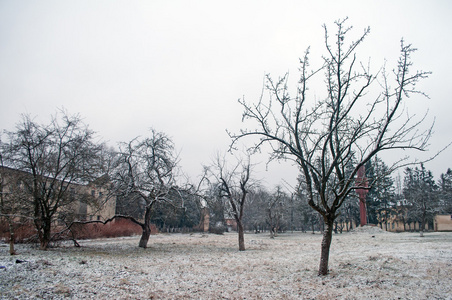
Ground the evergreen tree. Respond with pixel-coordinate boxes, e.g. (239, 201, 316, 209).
(403, 164, 438, 236)
(438, 169, 452, 213)
(365, 157, 395, 230)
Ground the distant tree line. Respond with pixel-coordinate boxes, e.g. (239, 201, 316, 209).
(207, 156, 452, 236)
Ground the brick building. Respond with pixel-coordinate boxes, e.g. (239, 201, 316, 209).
(0, 166, 116, 224)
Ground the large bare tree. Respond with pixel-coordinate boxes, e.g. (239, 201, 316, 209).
(110, 129, 180, 248)
(1, 111, 103, 250)
(229, 19, 433, 275)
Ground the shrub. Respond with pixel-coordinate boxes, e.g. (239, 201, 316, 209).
(0, 219, 36, 243)
(70, 218, 143, 239)
(209, 224, 226, 235)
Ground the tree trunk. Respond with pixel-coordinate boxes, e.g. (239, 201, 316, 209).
(420, 210, 426, 237)
(139, 207, 153, 248)
(9, 223, 16, 255)
(419, 220, 425, 237)
(237, 221, 245, 251)
(38, 219, 51, 250)
(318, 219, 334, 276)
(139, 224, 151, 248)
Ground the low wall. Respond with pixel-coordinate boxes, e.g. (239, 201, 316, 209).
(435, 215, 452, 231)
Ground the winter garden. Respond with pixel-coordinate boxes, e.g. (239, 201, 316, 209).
(1, 18, 452, 299)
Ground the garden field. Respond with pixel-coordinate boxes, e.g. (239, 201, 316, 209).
(1, 227, 452, 299)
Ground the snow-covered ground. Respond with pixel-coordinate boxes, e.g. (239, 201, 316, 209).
(1, 227, 452, 299)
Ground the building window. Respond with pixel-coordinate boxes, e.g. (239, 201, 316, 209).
(97, 215, 101, 221)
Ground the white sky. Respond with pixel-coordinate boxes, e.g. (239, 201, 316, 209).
(1, 1, 451, 188)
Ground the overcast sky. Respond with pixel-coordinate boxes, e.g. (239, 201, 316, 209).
(1, 1, 451, 188)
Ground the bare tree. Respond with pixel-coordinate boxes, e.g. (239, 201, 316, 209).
(203, 185, 227, 233)
(229, 19, 433, 275)
(267, 186, 288, 238)
(207, 154, 253, 251)
(1, 111, 103, 250)
(243, 188, 270, 233)
(110, 129, 180, 248)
